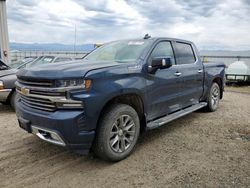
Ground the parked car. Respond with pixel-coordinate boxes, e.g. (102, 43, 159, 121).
(26, 56, 73, 68)
(16, 37, 225, 161)
(0, 56, 73, 109)
(0, 59, 10, 70)
(9, 57, 38, 69)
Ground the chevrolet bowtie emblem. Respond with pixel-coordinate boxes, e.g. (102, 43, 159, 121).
(21, 87, 29, 95)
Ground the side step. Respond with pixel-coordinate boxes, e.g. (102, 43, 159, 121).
(147, 102, 207, 130)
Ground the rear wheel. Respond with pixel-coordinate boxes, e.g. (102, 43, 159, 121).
(205, 82, 220, 112)
(94, 104, 140, 162)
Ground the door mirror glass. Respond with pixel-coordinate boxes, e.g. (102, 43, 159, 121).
(148, 56, 172, 74)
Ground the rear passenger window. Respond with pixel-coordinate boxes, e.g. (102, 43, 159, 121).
(175, 42, 196, 64)
(150, 41, 175, 64)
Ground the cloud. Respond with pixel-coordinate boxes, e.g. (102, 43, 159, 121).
(6, 0, 250, 50)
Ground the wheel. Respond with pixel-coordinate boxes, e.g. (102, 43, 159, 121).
(205, 82, 220, 112)
(10, 91, 19, 111)
(94, 104, 140, 162)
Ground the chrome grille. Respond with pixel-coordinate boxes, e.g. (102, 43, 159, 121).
(17, 78, 54, 87)
(20, 95, 56, 112)
(29, 90, 64, 96)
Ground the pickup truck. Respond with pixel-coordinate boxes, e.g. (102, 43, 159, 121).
(15, 37, 225, 161)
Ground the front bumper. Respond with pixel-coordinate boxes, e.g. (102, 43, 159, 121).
(16, 100, 95, 153)
(0, 89, 12, 102)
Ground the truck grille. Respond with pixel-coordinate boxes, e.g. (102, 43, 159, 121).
(17, 78, 54, 87)
(20, 95, 57, 112)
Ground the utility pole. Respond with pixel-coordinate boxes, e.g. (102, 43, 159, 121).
(0, 0, 10, 63)
(73, 24, 77, 56)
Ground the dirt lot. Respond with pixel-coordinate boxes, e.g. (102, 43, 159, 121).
(0, 90, 250, 188)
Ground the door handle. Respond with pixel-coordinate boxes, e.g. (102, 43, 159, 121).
(198, 69, 203, 73)
(174, 72, 182, 76)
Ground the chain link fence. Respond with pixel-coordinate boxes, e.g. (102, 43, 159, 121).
(10, 51, 250, 69)
(10, 51, 88, 62)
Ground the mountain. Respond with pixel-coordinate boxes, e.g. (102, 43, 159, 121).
(9, 43, 250, 56)
(200, 50, 250, 57)
(10, 42, 95, 52)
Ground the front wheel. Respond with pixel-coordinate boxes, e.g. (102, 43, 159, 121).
(93, 104, 140, 162)
(205, 82, 221, 112)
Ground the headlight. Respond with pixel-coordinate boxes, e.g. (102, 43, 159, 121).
(0, 81, 4, 90)
(56, 79, 92, 89)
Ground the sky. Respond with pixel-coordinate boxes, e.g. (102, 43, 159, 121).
(6, 0, 250, 50)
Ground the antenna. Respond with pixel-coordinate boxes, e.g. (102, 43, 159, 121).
(143, 34, 151, 39)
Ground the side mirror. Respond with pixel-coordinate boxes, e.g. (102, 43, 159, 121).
(148, 56, 172, 74)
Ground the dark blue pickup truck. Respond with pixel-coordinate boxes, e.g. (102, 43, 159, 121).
(15, 37, 225, 161)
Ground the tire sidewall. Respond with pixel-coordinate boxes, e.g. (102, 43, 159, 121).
(97, 104, 140, 161)
(208, 83, 220, 112)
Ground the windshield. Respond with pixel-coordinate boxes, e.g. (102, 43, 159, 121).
(84, 40, 152, 63)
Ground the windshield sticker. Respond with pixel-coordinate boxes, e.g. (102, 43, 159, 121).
(128, 41, 144, 45)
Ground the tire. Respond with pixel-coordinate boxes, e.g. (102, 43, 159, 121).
(205, 82, 221, 112)
(94, 104, 140, 162)
(10, 91, 18, 111)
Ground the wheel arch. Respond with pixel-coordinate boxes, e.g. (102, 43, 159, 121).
(212, 77, 223, 99)
(97, 93, 147, 132)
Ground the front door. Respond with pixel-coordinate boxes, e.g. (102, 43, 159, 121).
(146, 41, 182, 120)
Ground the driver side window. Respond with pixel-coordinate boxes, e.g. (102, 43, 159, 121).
(150, 41, 175, 64)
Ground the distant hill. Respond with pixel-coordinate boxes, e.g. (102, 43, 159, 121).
(10, 42, 95, 52)
(200, 50, 250, 57)
(9, 43, 250, 56)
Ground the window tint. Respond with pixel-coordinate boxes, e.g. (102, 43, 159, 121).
(175, 42, 196, 64)
(150, 41, 175, 63)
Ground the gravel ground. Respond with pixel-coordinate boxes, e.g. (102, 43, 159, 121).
(0, 91, 249, 188)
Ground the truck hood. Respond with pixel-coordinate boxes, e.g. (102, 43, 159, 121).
(0, 69, 17, 78)
(17, 60, 124, 79)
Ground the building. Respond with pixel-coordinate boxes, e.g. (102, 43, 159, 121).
(0, 0, 9, 63)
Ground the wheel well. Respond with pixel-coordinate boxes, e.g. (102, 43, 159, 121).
(213, 77, 223, 99)
(98, 94, 146, 131)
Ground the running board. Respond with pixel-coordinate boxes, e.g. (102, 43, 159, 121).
(147, 102, 207, 130)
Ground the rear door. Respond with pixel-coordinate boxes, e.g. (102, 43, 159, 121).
(146, 41, 182, 120)
(173, 41, 203, 107)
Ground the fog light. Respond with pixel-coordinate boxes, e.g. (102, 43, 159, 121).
(50, 132, 61, 141)
(62, 103, 83, 107)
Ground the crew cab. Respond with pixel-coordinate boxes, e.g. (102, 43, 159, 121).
(15, 37, 225, 161)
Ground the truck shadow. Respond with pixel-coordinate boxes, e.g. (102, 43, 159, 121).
(22, 111, 200, 167)
(7, 111, 206, 187)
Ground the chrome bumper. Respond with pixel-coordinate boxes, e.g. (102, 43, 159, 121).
(31, 126, 66, 146)
(0, 89, 12, 102)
